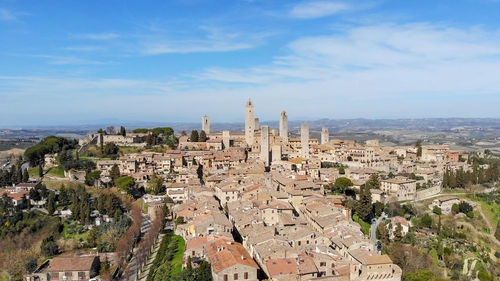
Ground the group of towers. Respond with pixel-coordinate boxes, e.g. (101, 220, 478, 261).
(202, 99, 330, 166)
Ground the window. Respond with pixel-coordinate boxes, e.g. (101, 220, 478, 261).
(234, 273, 238, 280)
(78, 272, 86, 280)
(224, 274, 228, 281)
(244, 272, 248, 279)
(320, 262, 326, 267)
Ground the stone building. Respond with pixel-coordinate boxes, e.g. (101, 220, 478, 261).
(301, 123, 310, 158)
(245, 99, 255, 146)
(202, 115, 210, 134)
(279, 110, 288, 143)
(321, 127, 329, 145)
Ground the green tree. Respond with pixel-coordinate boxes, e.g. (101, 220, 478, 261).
(365, 174, 380, 190)
(357, 186, 372, 222)
(373, 202, 384, 217)
(115, 176, 135, 192)
(38, 164, 43, 178)
(199, 130, 207, 142)
(451, 203, 459, 214)
(193, 261, 212, 281)
(404, 270, 443, 281)
(41, 236, 59, 256)
(394, 223, 403, 242)
(22, 168, 29, 182)
(416, 140, 422, 157)
(175, 216, 185, 225)
(24, 256, 38, 273)
(110, 164, 120, 183)
(148, 174, 165, 195)
(432, 206, 442, 216)
(46, 192, 56, 215)
(190, 130, 199, 142)
(419, 213, 433, 228)
(334, 177, 353, 190)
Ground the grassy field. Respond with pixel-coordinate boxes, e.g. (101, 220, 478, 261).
(170, 235, 185, 276)
(353, 214, 371, 235)
(46, 165, 65, 178)
(28, 166, 41, 179)
(61, 221, 89, 241)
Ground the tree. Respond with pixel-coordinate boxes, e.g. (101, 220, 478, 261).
(190, 130, 199, 142)
(115, 176, 135, 192)
(24, 256, 38, 273)
(495, 222, 500, 240)
(103, 142, 119, 155)
(175, 216, 185, 225)
(404, 270, 443, 281)
(419, 213, 433, 228)
(41, 236, 59, 256)
(394, 223, 403, 242)
(365, 174, 380, 190)
(22, 168, 29, 182)
(120, 126, 126, 137)
(199, 130, 207, 142)
(110, 164, 120, 182)
(416, 140, 422, 157)
(148, 174, 164, 195)
(373, 202, 384, 217)
(38, 164, 43, 178)
(334, 177, 353, 190)
(357, 186, 372, 222)
(377, 223, 390, 245)
(338, 166, 345, 174)
(458, 201, 473, 214)
(432, 206, 442, 216)
(451, 203, 459, 214)
(194, 261, 212, 281)
(46, 192, 56, 215)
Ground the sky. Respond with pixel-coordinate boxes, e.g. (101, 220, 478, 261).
(1, 0, 500, 127)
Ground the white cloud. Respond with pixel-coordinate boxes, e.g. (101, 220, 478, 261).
(140, 26, 271, 54)
(290, 1, 351, 19)
(194, 22, 500, 115)
(0, 8, 16, 21)
(75, 33, 119, 40)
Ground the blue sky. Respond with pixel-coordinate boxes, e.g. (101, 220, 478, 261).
(1, 0, 500, 127)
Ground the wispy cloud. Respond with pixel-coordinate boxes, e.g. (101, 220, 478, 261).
(140, 26, 271, 54)
(62, 46, 103, 52)
(27, 54, 108, 65)
(74, 33, 119, 40)
(0, 8, 17, 21)
(195, 22, 500, 103)
(290, 1, 351, 19)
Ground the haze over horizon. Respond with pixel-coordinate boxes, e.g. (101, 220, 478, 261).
(2, 0, 500, 127)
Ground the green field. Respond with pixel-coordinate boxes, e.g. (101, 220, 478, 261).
(46, 165, 65, 178)
(170, 235, 185, 276)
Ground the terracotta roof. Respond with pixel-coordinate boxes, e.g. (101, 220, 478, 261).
(205, 239, 258, 273)
(48, 256, 97, 272)
(266, 258, 298, 277)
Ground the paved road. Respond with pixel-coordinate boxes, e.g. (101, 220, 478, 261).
(370, 212, 386, 247)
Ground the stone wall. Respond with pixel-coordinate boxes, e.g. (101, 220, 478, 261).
(415, 185, 441, 200)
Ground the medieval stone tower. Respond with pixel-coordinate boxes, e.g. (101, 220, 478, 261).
(245, 99, 255, 146)
(321, 127, 329, 144)
(279, 110, 288, 143)
(261, 125, 270, 166)
(301, 123, 309, 158)
(202, 115, 210, 134)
